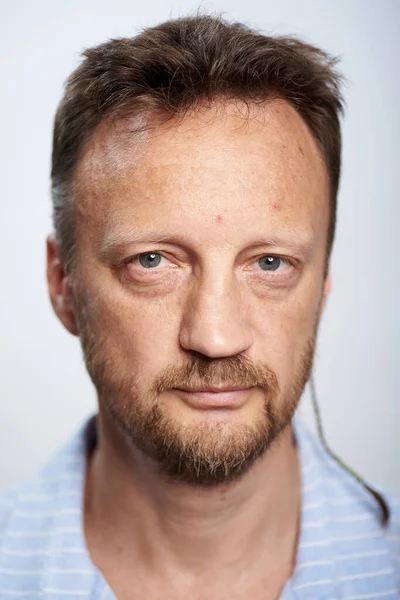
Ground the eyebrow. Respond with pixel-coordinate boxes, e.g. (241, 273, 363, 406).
(99, 227, 316, 260)
(99, 229, 187, 258)
(244, 231, 317, 260)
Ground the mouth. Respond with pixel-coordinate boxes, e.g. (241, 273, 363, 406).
(173, 386, 257, 409)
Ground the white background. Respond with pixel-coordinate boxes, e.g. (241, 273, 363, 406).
(0, 0, 399, 494)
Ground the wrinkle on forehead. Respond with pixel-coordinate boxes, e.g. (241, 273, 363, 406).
(73, 99, 329, 239)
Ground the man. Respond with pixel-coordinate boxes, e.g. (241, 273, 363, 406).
(0, 13, 398, 600)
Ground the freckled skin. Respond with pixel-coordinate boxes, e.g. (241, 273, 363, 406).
(47, 99, 332, 600)
(69, 99, 330, 432)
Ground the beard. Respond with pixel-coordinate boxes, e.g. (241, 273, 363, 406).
(72, 288, 316, 487)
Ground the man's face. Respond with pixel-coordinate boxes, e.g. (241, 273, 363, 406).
(52, 99, 330, 485)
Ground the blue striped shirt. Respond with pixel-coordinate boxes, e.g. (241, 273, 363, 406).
(0, 416, 399, 599)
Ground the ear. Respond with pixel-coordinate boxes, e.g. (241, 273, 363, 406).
(319, 272, 332, 316)
(46, 234, 78, 336)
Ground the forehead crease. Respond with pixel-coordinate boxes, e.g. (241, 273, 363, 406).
(99, 214, 317, 254)
(73, 100, 329, 230)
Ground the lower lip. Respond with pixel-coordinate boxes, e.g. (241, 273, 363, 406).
(174, 388, 255, 410)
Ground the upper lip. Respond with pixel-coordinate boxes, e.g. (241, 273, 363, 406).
(175, 385, 254, 393)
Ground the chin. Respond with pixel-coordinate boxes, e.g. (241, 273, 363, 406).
(111, 399, 293, 487)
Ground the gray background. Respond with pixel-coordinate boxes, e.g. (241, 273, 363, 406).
(0, 0, 399, 494)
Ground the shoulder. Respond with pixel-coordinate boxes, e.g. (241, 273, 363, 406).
(0, 417, 92, 540)
(292, 419, 400, 596)
(0, 460, 74, 537)
(0, 419, 96, 596)
(295, 419, 400, 561)
(0, 471, 62, 547)
(0, 455, 81, 529)
(0, 474, 79, 595)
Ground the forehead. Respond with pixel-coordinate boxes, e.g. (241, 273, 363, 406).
(74, 99, 330, 250)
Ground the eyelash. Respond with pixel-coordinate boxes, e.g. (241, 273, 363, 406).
(123, 253, 172, 268)
(123, 252, 295, 273)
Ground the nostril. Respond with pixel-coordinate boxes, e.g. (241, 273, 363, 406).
(179, 317, 253, 360)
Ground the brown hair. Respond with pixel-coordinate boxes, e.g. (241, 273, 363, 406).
(51, 14, 345, 271)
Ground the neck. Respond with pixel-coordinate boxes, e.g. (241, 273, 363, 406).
(84, 408, 301, 587)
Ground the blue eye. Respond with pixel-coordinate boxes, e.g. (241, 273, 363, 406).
(258, 256, 281, 271)
(138, 253, 162, 268)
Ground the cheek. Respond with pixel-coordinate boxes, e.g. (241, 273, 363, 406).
(250, 288, 320, 381)
(82, 280, 182, 374)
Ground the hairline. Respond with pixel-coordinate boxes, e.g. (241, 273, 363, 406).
(54, 96, 333, 277)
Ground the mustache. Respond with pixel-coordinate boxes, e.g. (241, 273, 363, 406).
(154, 355, 279, 395)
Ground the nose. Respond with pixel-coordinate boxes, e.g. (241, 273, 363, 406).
(179, 269, 253, 359)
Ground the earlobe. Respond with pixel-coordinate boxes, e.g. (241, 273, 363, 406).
(46, 234, 79, 336)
